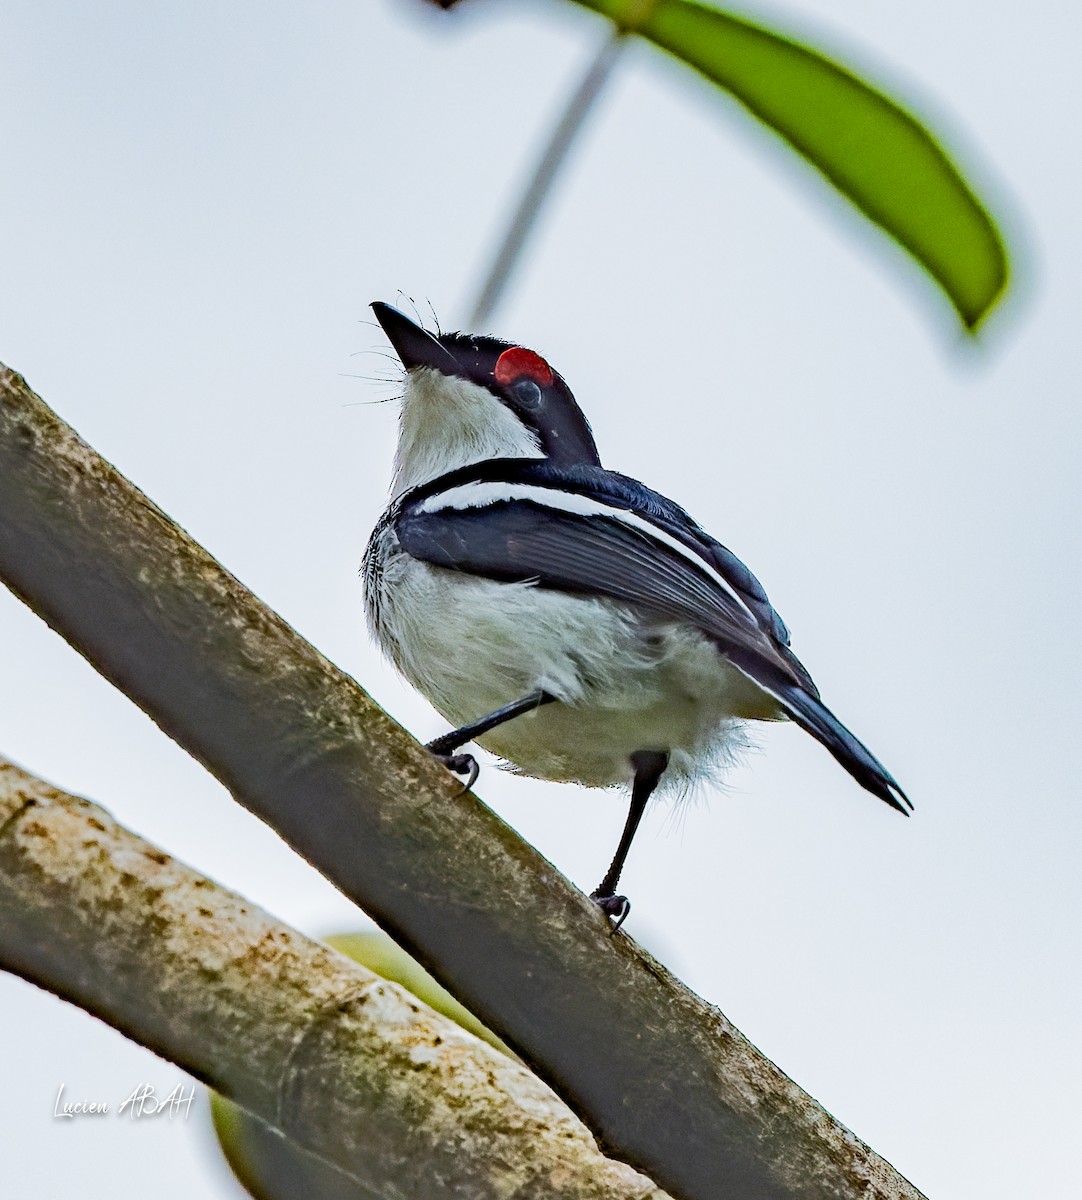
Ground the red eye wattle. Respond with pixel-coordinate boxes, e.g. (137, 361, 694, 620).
(494, 346, 554, 387)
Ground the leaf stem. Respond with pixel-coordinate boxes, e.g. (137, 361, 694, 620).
(466, 28, 628, 329)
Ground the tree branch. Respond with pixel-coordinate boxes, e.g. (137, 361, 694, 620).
(0, 363, 926, 1200)
(0, 758, 667, 1198)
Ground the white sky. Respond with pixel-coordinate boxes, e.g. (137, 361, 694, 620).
(1, 1, 1079, 1196)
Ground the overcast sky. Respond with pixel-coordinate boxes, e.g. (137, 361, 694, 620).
(2, 1, 1080, 1196)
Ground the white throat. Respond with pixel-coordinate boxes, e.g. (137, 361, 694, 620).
(391, 367, 543, 499)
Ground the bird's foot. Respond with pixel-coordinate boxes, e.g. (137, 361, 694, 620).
(590, 890, 631, 935)
(426, 747, 480, 794)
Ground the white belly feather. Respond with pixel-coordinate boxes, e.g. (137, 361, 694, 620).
(365, 525, 782, 792)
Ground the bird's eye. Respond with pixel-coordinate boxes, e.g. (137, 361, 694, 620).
(512, 378, 543, 409)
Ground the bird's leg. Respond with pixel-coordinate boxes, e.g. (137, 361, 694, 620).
(591, 750, 669, 932)
(426, 690, 556, 791)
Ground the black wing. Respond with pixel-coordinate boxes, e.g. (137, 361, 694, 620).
(401, 459, 796, 648)
(396, 471, 805, 686)
(394, 460, 909, 813)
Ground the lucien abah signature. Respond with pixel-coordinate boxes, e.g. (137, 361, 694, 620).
(53, 1083, 196, 1120)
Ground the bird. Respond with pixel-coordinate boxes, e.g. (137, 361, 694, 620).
(362, 302, 910, 927)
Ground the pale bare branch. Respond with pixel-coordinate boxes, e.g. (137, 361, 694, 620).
(0, 758, 667, 1199)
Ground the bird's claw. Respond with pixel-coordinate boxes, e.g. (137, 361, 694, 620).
(427, 748, 480, 794)
(590, 891, 631, 935)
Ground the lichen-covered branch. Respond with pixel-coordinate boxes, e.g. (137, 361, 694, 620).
(0, 758, 667, 1199)
(0, 363, 926, 1200)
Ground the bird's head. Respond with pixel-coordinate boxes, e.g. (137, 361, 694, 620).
(372, 302, 600, 497)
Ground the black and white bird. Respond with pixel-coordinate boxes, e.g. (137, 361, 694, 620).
(363, 302, 910, 925)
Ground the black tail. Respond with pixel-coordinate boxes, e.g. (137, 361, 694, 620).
(730, 651, 911, 814)
(779, 684, 911, 813)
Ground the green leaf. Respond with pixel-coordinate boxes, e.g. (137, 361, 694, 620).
(569, 0, 1009, 330)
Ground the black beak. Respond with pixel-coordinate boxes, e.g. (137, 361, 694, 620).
(371, 302, 462, 376)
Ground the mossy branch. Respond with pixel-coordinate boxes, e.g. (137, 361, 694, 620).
(0, 364, 925, 1200)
